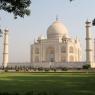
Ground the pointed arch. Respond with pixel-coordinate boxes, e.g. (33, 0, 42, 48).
(69, 46, 74, 53)
(61, 46, 66, 53)
(46, 47, 55, 62)
(35, 47, 39, 54)
(35, 56, 39, 62)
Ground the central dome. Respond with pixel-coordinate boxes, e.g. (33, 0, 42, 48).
(47, 20, 68, 39)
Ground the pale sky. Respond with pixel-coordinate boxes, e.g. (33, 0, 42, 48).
(0, 0, 95, 64)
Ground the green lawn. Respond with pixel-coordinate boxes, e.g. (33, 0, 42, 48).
(0, 72, 95, 95)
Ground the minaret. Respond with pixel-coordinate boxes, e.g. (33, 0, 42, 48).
(3, 28, 9, 68)
(85, 20, 93, 66)
(94, 39, 95, 62)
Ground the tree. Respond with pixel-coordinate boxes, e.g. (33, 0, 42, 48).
(92, 18, 95, 26)
(70, 0, 74, 2)
(0, 0, 31, 19)
(0, 0, 75, 19)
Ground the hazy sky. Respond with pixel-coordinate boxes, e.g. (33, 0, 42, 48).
(0, 0, 95, 64)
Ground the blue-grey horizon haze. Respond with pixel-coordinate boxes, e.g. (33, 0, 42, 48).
(0, 0, 95, 64)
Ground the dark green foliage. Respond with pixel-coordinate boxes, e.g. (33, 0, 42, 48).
(0, 0, 74, 18)
(0, 0, 31, 18)
(92, 18, 95, 26)
(61, 67, 68, 71)
(38, 67, 43, 71)
(0, 29, 3, 37)
(69, 0, 74, 2)
(83, 64, 91, 69)
(4, 69, 8, 72)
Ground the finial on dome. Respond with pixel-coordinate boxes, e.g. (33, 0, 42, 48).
(56, 15, 59, 21)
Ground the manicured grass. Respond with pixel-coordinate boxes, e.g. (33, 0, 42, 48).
(0, 72, 95, 95)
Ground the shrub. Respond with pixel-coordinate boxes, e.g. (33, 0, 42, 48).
(38, 67, 43, 71)
(83, 64, 91, 69)
(4, 68, 8, 72)
(61, 67, 68, 71)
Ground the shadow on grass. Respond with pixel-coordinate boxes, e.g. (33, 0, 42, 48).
(0, 91, 57, 95)
(0, 91, 95, 95)
(0, 73, 95, 95)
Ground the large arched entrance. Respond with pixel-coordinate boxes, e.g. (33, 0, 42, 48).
(46, 47, 55, 62)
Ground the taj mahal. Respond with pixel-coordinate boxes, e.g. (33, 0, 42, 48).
(31, 19, 82, 63)
(2, 18, 95, 69)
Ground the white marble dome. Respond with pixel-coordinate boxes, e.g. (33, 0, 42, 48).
(47, 20, 68, 39)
